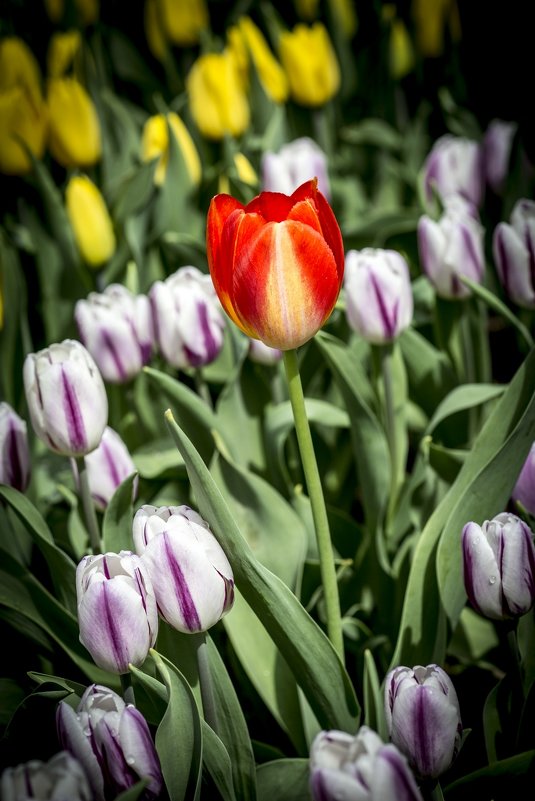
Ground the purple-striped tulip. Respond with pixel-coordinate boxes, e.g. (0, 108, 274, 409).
(248, 338, 282, 366)
(310, 726, 423, 801)
(23, 340, 108, 457)
(483, 119, 517, 194)
(423, 134, 483, 208)
(0, 751, 92, 801)
(493, 199, 535, 309)
(462, 512, 535, 620)
(261, 136, 330, 199)
(418, 195, 485, 299)
(75, 284, 153, 384)
(84, 426, 137, 511)
(133, 504, 235, 633)
(149, 266, 225, 369)
(385, 664, 462, 780)
(57, 684, 163, 801)
(512, 442, 535, 516)
(0, 402, 30, 492)
(344, 248, 413, 344)
(76, 551, 158, 673)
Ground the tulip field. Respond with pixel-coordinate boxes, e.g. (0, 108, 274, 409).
(1, 2, 535, 800)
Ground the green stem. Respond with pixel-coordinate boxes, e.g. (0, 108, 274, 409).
(194, 368, 213, 409)
(282, 349, 344, 661)
(427, 781, 445, 801)
(195, 632, 219, 733)
(379, 344, 399, 513)
(120, 671, 136, 706)
(75, 456, 101, 554)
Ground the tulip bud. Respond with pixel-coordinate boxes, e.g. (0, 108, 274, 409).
(0, 87, 48, 176)
(76, 551, 158, 673)
(144, 0, 167, 61)
(140, 111, 201, 187)
(75, 284, 152, 382)
(483, 119, 517, 194)
(149, 265, 225, 369)
(187, 50, 250, 140)
(66, 176, 116, 269)
(280, 23, 341, 107)
(84, 426, 137, 511)
(0, 402, 31, 492)
(417, 195, 485, 299)
(423, 134, 483, 208)
(1, 751, 92, 801)
(385, 664, 462, 780)
(493, 199, 535, 309)
(0, 37, 42, 103)
(234, 17, 289, 104)
(47, 77, 101, 168)
(57, 683, 163, 801)
(158, 0, 208, 46)
(133, 504, 235, 633)
(462, 512, 535, 620)
(47, 30, 81, 78)
(512, 442, 535, 516)
(310, 726, 423, 801)
(248, 338, 282, 366)
(23, 339, 108, 458)
(261, 136, 330, 199)
(344, 248, 413, 344)
(412, 0, 461, 58)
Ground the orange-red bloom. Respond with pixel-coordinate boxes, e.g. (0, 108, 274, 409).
(206, 179, 344, 350)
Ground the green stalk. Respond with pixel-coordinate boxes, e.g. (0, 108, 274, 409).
(282, 349, 344, 661)
(120, 671, 136, 706)
(75, 456, 101, 554)
(379, 344, 399, 514)
(194, 368, 213, 409)
(194, 632, 219, 733)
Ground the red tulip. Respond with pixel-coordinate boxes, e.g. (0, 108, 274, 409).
(206, 179, 344, 349)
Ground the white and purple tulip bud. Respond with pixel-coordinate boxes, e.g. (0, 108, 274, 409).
(493, 199, 535, 309)
(512, 442, 535, 516)
(0, 751, 92, 801)
(56, 684, 163, 801)
(75, 284, 153, 384)
(0, 402, 31, 492)
(133, 504, 235, 633)
(261, 136, 331, 199)
(23, 339, 108, 458)
(423, 134, 484, 208)
(483, 119, 517, 194)
(76, 551, 158, 674)
(385, 664, 462, 780)
(462, 512, 535, 620)
(248, 338, 283, 366)
(344, 248, 413, 344)
(310, 726, 423, 801)
(149, 266, 225, 370)
(417, 195, 485, 299)
(83, 426, 138, 511)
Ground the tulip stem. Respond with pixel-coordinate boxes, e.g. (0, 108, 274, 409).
(379, 344, 400, 513)
(195, 633, 219, 733)
(194, 369, 213, 409)
(76, 457, 101, 554)
(427, 781, 445, 801)
(282, 349, 344, 662)
(120, 671, 136, 707)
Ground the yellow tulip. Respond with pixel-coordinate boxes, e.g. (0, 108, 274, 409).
(218, 153, 257, 195)
(186, 50, 250, 140)
(328, 0, 358, 38)
(0, 37, 42, 105)
(145, 0, 167, 61)
(279, 23, 340, 107)
(0, 87, 48, 175)
(65, 175, 116, 268)
(141, 112, 201, 187)
(382, 6, 415, 79)
(47, 78, 101, 167)
(158, 0, 208, 46)
(236, 17, 289, 104)
(412, 0, 461, 57)
(44, 0, 63, 22)
(47, 30, 81, 78)
(44, 0, 99, 25)
(294, 0, 320, 21)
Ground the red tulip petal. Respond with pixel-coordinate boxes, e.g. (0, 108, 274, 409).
(207, 194, 244, 270)
(290, 179, 345, 279)
(287, 198, 323, 235)
(245, 191, 294, 222)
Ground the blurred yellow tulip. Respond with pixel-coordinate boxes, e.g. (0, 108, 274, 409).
(218, 152, 258, 196)
(47, 78, 101, 167)
(186, 50, 250, 140)
(44, 0, 63, 22)
(328, 0, 358, 38)
(158, 0, 208, 46)
(412, 0, 461, 57)
(44, 0, 99, 25)
(294, 0, 320, 21)
(47, 30, 81, 78)
(141, 112, 201, 187)
(382, 6, 415, 79)
(0, 37, 42, 105)
(65, 175, 116, 268)
(234, 17, 289, 104)
(279, 23, 340, 107)
(145, 0, 167, 61)
(0, 87, 48, 175)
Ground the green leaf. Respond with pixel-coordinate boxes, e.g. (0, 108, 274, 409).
(201, 721, 237, 801)
(110, 161, 157, 223)
(363, 649, 386, 740)
(445, 750, 535, 797)
(102, 473, 138, 553)
(399, 328, 457, 417)
(459, 277, 534, 349)
(114, 780, 150, 801)
(341, 118, 402, 150)
(133, 437, 186, 478)
(0, 232, 27, 404)
(256, 760, 310, 801)
(426, 384, 505, 435)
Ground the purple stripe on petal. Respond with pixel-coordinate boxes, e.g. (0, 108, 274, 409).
(461, 225, 483, 281)
(61, 367, 87, 452)
(101, 584, 129, 672)
(7, 422, 24, 491)
(370, 273, 395, 339)
(310, 770, 330, 801)
(163, 532, 201, 631)
(101, 438, 122, 490)
(379, 746, 422, 801)
(414, 686, 430, 776)
(101, 330, 127, 382)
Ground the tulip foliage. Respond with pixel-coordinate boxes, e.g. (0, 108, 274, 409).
(1, 3, 535, 801)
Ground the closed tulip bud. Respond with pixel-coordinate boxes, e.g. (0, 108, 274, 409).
(0, 87, 48, 175)
(344, 248, 413, 344)
(77, 551, 158, 673)
(387, 12, 415, 80)
(84, 426, 137, 511)
(57, 683, 163, 801)
(187, 50, 250, 141)
(412, 0, 461, 58)
(483, 119, 517, 194)
(512, 442, 535, 516)
(1, 751, 92, 801)
(310, 726, 423, 801)
(462, 512, 535, 620)
(141, 111, 201, 188)
(144, 0, 167, 61)
(417, 195, 484, 299)
(149, 265, 225, 369)
(66, 176, 116, 268)
(261, 136, 330, 199)
(75, 284, 152, 382)
(0, 402, 31, 492)
(385, 664, 462, 780)
(235, 17, 289, 104)
(423, 134, 483, 208)
(47, 78, 101, 167)
(493, 199, 535, 309)
(133, 504, 235, 633)
(207, 179, 344, 350)
(279, 23, 340, 107)
(0, 37, 42, 103)
(23, 340, 108, 457)
(248, 339, 282, 365)
(158, 0, 208, 46)
(47, 30, 82, 78)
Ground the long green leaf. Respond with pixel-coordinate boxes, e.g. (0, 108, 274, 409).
(102, 473, 137, 553)
(256, 760, 310, 801)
